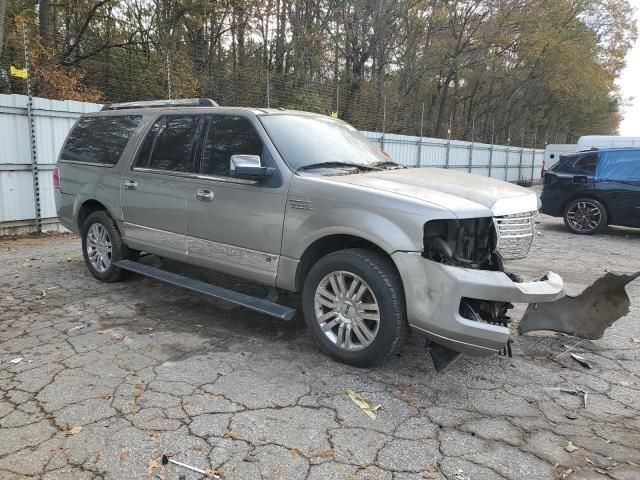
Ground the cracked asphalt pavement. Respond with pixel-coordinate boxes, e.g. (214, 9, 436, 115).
(1, 214, 639, 480)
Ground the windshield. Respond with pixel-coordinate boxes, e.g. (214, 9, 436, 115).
(259, 114, 389, 171)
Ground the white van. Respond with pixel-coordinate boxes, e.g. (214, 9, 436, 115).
(577, 135, 640, 148)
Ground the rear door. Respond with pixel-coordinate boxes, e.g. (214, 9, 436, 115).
(595, 150, 640, 227)
(186, 114, 288, 286)
(121, 114, 204, 259)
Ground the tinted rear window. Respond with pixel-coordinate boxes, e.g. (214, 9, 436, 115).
(61, 115, 141, 165)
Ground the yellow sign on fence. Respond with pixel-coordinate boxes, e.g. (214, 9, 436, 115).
(10, 66, 28, 79)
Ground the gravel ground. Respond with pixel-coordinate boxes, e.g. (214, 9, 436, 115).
(0, 213, 639, 480)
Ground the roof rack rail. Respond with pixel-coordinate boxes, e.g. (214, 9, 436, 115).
(101, 98, 219, 111)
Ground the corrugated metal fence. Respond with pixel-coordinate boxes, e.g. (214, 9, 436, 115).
(362, 132, 543, 183)
(0, 94, 102, 235)
(0, 94, 543, 235)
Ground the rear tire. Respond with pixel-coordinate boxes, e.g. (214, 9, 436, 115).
(81, 211, 132, 282)
(302, 248, 408, 367)
(563, 198, 607, 234)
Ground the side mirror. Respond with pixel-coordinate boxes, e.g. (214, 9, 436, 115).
(230, 155, 274, 178)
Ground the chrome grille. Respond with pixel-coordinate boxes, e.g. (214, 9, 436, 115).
(493, 211, 537, 260)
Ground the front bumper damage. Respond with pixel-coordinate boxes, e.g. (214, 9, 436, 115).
(392, 252, 565, 369)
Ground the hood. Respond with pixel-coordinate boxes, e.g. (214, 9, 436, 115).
(329, 168, 538, 217)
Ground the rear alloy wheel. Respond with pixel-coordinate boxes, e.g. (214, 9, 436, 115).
(81, 211, 132, 282)
(303, 248, 408, 367)
(563, 198, 607, 234)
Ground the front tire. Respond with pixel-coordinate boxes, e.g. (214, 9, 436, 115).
(563, 198, 607, 234)
(81, 211, 132, 282)
(302, 248, 408, 367)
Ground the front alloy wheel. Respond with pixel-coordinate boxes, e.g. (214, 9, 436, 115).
(314, 271, 380, 351)
(302, 248, 408, 367)
(564, 198, 607, 234)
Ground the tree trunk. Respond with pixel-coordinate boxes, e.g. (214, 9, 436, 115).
(39, 0, 50, 48)
(0, 0, 6, 59)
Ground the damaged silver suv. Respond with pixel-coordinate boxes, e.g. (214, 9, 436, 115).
(54, 98, 564, 369)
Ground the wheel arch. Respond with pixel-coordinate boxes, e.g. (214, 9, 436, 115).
(293, 234, 398, 293)
(76, 199, 119, 232)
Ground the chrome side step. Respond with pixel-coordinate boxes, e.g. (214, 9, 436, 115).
(114, 260, 296, 321)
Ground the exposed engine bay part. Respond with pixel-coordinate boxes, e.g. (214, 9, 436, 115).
(423, 218, 503, 270)
(423, 212, 536, 269)
(519, 271, 640, 339)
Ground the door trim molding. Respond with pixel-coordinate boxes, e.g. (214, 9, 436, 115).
(123, 222, 279, 274)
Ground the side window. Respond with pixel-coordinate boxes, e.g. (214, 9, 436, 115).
(62, 115, 141, 165)
(134, 115, 199, 172)
(596, 151, 640, 181)
(572, 153, 598, 174)
(201, 115, 264, 177)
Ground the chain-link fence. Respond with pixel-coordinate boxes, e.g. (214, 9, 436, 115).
(1, 19, 552, 148)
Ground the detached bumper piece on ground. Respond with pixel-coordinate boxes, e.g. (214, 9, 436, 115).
(520, 271, 640, 339)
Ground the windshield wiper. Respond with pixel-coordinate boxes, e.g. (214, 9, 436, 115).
(298, 161, 380, 172)
(370, 160, 407, 169)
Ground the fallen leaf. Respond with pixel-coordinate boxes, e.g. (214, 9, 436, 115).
(223, 430, 237, 439)
(146, 431, 161, 437)
(42, 412, 55, 420)
(203, 468, 222, 479)
(346, 389, 382, 420)
(146, 456, 160, 477)
(105, 310, 114, 316)
(290, 448, 299, 458)
(560, 467, 573, 479)
(564, 441, 578, 453)
(120, 451, 129, 461)
(132, 389, 144, 398)
(570, 354, 592, 369)
(65, 426, 83, 436)
(315, 448, 335, 458)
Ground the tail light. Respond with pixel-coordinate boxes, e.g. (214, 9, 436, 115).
(53, 167, 60, 188)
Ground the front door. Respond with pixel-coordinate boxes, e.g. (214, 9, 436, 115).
(121, 114, 203, 259)
(186, 114, 288, 286)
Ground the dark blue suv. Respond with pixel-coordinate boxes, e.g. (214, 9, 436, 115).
(540, 148, 640, 234)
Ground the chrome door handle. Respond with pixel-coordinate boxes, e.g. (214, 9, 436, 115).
(195, 189, 214, 201)
(124, 179, 138, 190)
